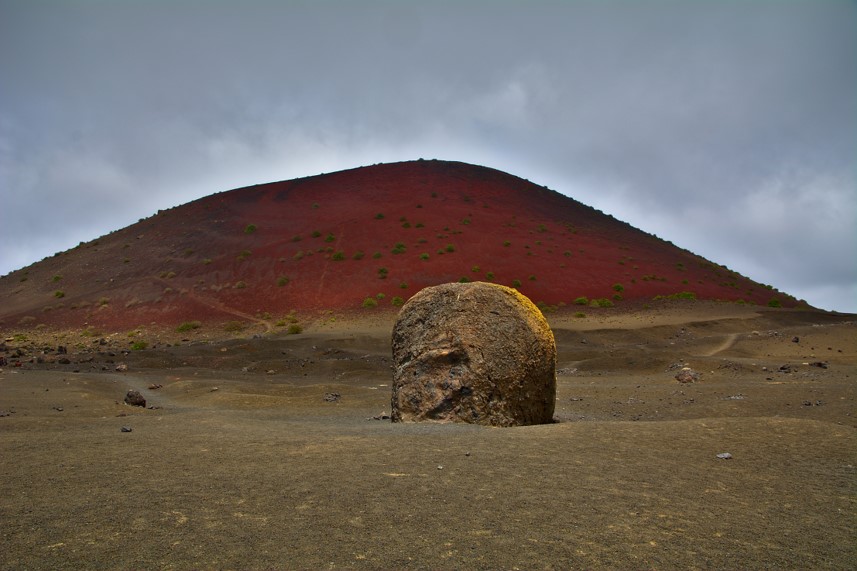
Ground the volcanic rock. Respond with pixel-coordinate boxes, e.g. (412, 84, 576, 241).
(391, 282, 556, 426)
(675, 367, 700, 384)
(124, 390, 146, 408)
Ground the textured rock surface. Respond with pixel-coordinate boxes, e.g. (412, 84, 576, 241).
(391, 282, 556, 426)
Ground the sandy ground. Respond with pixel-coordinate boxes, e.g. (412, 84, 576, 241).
(1, 303, 855, 570)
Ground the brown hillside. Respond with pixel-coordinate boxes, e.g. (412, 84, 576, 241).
(0, 160, 799, 331)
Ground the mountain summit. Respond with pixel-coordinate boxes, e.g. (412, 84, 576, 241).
(0, 160, 797, 331)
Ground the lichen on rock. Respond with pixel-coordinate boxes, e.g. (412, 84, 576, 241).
(391, 281, 556, 426)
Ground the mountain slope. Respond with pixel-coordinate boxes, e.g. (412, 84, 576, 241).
(0, 160, 799, 331)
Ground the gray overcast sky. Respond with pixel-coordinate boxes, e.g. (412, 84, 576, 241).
(1, 0, 855, 312)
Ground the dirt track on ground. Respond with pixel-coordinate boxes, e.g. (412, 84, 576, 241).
(1, 304, 854, 569)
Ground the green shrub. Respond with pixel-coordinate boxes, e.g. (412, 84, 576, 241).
(224, 321, 245, 332)
(512, 279, 522, 288)
(234, 281, 247, 289)
(378, 267, 388, 279)
(402, 222, 411, 228)
(372, 251, 382, 259)
(277, 276, 289, 287)
(244, 223, 257, 234)
(291, 235, 302, 242)
(311, 230, 321, 238)
(503, 241, 511, 247)
(612, 294, 623, 301)
(331, 251, 345, 261)
(563, 250, 572, 257)
(391, 296, 404, 307)
(472, 265, 481, 273)
(130, 341, 148, 350)
(485, 272, 494, 281)
(420, 252, 430, 260)
(612, 283, 624, 292)
(362, 297, 378, 308)
(399, 282, 408, 289)
(459, 277, 470, 283)
(176, 321, 202, 332)
(768, 298, 782, 308)
(375, 213, 385, 219)
(54, 290, 65, 298)
(52, 274, 62, 282)
(352, 251, 365, 260)
(293, 251, 304, 261)
(376, 293, 386, 300)
(237, 250, 251, 260)
(392, 242, 406, 254)
(445, 244, 455, 253)
(590, 298, 613, 308)
(324, 233, 336, 243)
(528, 275, 537, 281)
(574, 312, 586, 318)
(287, 323, 303, 335)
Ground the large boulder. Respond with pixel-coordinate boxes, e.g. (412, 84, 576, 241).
(391, 282, 556, 426)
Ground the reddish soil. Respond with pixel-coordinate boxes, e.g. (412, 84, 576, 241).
(1, 160, 800, 334)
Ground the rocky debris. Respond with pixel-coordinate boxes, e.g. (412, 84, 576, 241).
(792, 336, 800, 343)
(391, 282, 556, 426)
(57, 345, 67, 354)
(370, 412, 391, 420)
(148, 383, 163, 390)
(58, 357, 71, 365)
(0, 356, 6, 367)
(0, 410, 12, 417)
(323, 392, 341, 403)
(716, 452, 733, 460)
(124, 390, 146, 408)
(121, 426, 133, 433)
(115, 363, 128, 372)
(675, 367, 700, 384)
(52, 406, 64, 412)
(809, 361, 828, 369)
(778, 364, 794, 373)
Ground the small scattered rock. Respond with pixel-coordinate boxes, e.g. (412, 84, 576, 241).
(266, 369, 276, 375)
(115, 363, 128, 372)
(437, 465, 443, 470)
(778, 364, 794, 373)
(792, 336, 800, 343)
(210, 387, 219, 392)
(120, 426, 133, 433)
(124, 390, 146, 407)
(57, 345, 67, 354)
(52, 406, 64, 412)
(809, 361, 828, 369)
(323, 392, 341, 403)
(716, 452, 733, 460)
(371, 412, 391, 420)
(0, 410, 11, 417)
(148, 383, 163, 390)
(0, 356, 6, 366)
(58, 357, 71, 365)
(675, 367, 700, 384)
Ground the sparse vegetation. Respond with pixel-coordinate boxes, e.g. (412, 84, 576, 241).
(459, 277, 470, 283)
(445, 244, 455, 253)
(51, 275, 62, 282)
(768, 298, 782, 308)
(277, 276, 289, 287)
(503, 241, 511, 247)
(375, 213, 385, 219)
(392, 242, 407, 254)
(653, 291, 697, 301)
(612, 283, 624, 292)
(591, 298, 614, 308)
(54, 290, 65, 298)
(362, 297, 378, 308)
(419, 253, 430, 260)
(244, 223, 257, 234)
(372, 251, 382, 259)
(130, 341, 148, 351)
(287, 323, 303, 335)
(376, 293, 386, 300)
(352, 251, 365, 260)
(224, 321, 245, 332)
(176, 321, 202, 332)
(574, 312, 586, 318)
(472, 265, 481, 273)
(237, 250, 251, 261)
(391, 296, 404, 306)
(574, 296, 589, 305)
(485, 272, 494, 281)
(234, 281, 247, 289)
(378, 267, 388, 279)
(311, 230, 321, 238)
(512, 279, 522, 288)
(202, 258, 212, 265)
(399, 282, 408, 289)
(331, 251, 345, 261)
(324, 233, 336, 243)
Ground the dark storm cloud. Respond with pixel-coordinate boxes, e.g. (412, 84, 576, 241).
(1, 0, 854, 311)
